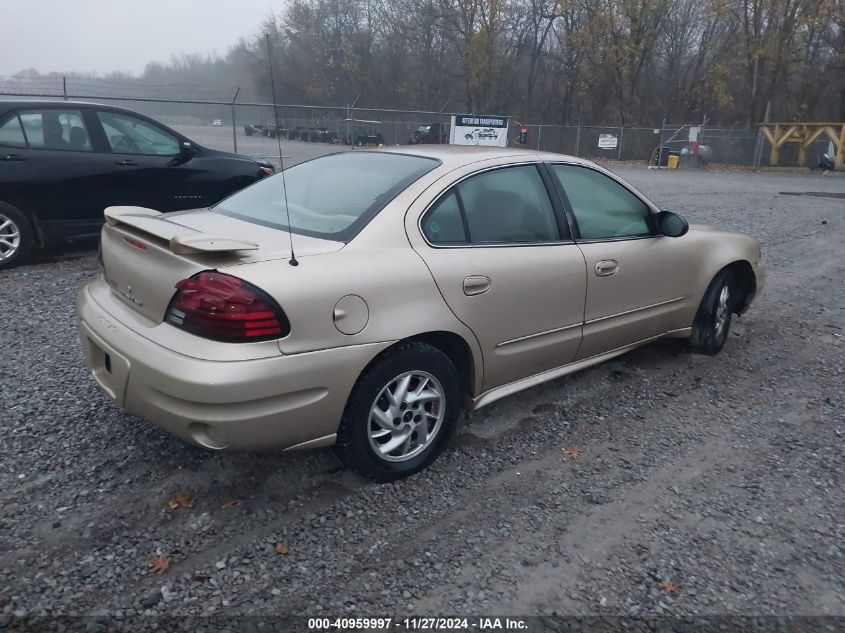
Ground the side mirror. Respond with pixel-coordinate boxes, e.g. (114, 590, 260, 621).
(656, 210, 689, 238)
(168, 141, 196, 166)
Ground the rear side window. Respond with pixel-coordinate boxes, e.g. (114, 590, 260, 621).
(550, 164, 652, 239)
(422, 191, 467, 244)
(422, 164, 563, 245)
(17, 110, 92, 151)
(0, 115, 26, 147)
(460, 166, 559, 243)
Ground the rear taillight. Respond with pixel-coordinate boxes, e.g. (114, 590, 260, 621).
(165, 271, 289, 342)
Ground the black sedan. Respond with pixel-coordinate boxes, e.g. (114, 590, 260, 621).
(0, 100, 274, 269)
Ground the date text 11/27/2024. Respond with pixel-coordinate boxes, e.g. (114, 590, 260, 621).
(307, 617, 529, 630)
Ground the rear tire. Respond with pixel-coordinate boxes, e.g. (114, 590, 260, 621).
(335, 341, 461, 481)
(0, 203, 34, 270)
(689, 269, 735, 355)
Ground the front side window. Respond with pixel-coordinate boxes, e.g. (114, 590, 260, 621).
(550, 164, 652, 239)
(215, 152, 439, 241)
(0, 115, 26, 147)
(17, 109, 92, 151)
(96, 111, 179, 155)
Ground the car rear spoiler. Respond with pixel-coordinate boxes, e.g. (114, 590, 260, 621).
(103, 206, 259, 255)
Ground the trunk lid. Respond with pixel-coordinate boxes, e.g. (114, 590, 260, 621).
(101, 207, 342, 323)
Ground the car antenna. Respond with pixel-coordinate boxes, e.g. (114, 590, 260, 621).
(265, 32, 298, 267)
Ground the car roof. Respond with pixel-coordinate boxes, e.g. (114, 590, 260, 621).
(376, 144, 593, 170)
(0, 99, 130, 116)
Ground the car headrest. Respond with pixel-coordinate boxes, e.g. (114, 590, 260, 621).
(69, 126, 89, 149)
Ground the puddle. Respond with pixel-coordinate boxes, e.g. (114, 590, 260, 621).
(779, 191, 845, 199)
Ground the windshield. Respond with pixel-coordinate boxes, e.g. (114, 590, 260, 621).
(214, 152, 439, 241)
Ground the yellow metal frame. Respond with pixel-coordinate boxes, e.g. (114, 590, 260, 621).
(758, 122, 845, 170)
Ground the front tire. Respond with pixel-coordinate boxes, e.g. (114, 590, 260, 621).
(336, 341, 461, 481)
(0, 203, 34, 270)
(690, 269, 735, 355)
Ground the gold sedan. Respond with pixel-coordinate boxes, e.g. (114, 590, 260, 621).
(77, 147, 764, 480)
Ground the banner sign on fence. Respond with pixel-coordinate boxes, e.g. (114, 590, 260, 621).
(449, 114, 509, 147)
(598, 133, 618, 149)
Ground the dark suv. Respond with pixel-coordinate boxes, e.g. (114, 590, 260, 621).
(409, 122, 447, 144)
(0, 101, 274, 269)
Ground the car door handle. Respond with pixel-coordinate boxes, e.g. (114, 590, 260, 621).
(463, 275, 491, 296)
(1, 153, 26, 161)
(115, 159, 139, 166)
(594, 259, 619, 276)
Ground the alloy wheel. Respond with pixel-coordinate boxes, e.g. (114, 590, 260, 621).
(714, 284, 730, 337)
(0, 213, 21, 262)
(367, 370, 445, 462)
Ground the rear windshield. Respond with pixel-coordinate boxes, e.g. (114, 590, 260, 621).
(214, 152, 439, 241)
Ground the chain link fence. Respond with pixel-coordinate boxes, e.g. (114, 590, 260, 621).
(512, 123, 762, 166)
(0, 75, 460, 167)
(1, 74, 811, 168)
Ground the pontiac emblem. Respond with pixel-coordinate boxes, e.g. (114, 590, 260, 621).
(118, 284, 143, 307)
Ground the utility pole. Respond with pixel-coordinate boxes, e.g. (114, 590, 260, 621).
(617, 126, 624, 161)
(230, 87, 240, 154)
(439, 99, 451, 144)
(348, 95, 360, 150)
(574, 108, 582, 156)
(752, 101, 771, 168)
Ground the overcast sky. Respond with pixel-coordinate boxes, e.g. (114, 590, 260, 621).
(0, 0, 282, 77)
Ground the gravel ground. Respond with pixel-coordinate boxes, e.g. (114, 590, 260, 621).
(1, 164, 843, 629)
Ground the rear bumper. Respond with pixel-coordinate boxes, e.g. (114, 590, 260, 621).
(77, 280, 391, 452)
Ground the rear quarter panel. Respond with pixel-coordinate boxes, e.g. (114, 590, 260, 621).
(225, 242, 484, 393)
(220, 157, 492, 396)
